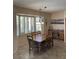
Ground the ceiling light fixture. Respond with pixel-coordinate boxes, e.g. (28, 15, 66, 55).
(38, 0, 47, 22)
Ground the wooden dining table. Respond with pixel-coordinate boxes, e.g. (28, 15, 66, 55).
(30, 33, 53, 54)
(33, 34, 46, 42)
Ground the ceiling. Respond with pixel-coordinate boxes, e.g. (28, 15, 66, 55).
(13, 0, 66, 13)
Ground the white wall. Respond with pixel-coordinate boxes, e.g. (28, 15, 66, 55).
(51, 24, 64, 30)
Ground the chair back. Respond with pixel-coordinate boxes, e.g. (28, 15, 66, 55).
(27, 34, 34, 48)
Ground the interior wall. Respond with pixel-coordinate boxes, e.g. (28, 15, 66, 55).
(50, 11, 65, 30)
(51, 24, 64, 30)
(51, 11, 65, 19)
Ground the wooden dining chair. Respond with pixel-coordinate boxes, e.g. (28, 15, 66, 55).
(27, 34, 39, 55)
(31, 32, 37, 35)
(27, 34, 34, 54)
(50, 37, 54, 47)
(37, 31, 41, 34)
(40, 40, 49, 52)
(47, 30, 54, 48)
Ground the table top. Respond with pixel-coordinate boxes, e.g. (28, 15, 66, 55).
(27, 31, 52, 43)
(33, 34, 46, 42)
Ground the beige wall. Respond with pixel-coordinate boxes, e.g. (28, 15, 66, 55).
(15, 6, 50, 17)
(51, 11, 65, 19)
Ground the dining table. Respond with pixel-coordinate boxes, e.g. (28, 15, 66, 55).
(30, 33, 53, 54)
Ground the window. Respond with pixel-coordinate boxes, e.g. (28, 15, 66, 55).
(25, 17, 28, 33)
(16, 15, 44, 36)
(36, 16, 44, 32)
(31, 17, 35, 32)
(28, 17, 31, 32)
(16, 15, 19, 36)
(20, 16, 25, 34)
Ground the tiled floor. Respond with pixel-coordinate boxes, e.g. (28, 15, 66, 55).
(13, 35, 66, 59)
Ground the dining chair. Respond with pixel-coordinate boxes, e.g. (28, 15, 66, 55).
(37, 31, 41, 34)
(40, 40, 49, 52)
(27, 34, 39, 55)
(47, 30, 54, 48)
(51, 31, 54, 47)
(27, 34, 34, 54)
(31, 32, 37, 35)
